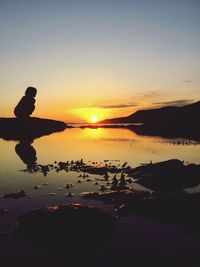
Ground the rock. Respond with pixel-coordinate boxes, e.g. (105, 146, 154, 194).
(121, 162, 128, 168)
(129, 159, 200, 192)
(99, 185, 108, 192)
(33, 185, 40, 189)
(65, 192, 74, 197)
(126, 178, 134, 183)
(84, 167, 108, 175)
(39, 164, 51, 176)
(0, 117, 68, 141)
(81, 189, 200, 235)
(104, 172, 109, 181)
(1, 190, 27, 199)
(82, 174, 89, 179)
(64, 184, 73, 189)
(21, 159, 125, 177)
(16, 204, 115, 249)
(117, 191, 200, 234)
(118, 172, 127, 189)
(18, 158, 200, 192)
(49, 193, 56, 196)
(81, 189, 148, 203)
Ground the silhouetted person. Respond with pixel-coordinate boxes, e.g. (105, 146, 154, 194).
(14, 87, 37, 118)
(15, 139, 37, 170)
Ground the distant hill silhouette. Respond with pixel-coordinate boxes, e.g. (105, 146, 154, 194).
(99, 101, 200, 141)
(101, 101, 200, 125)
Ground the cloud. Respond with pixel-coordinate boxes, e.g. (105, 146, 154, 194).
(183, 80, 192, 83)
(98, 102, 138, 109)
(153, 99, 195, 107)
(143, 90, 160, 98)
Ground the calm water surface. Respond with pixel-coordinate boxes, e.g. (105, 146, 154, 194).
(0, 127, 200, 230)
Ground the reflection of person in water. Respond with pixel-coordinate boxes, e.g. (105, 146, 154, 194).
(15, 140, 37, 170)
(14, 87, 37, 118)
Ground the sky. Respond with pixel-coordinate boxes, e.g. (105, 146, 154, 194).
(0, 0, 200, 122)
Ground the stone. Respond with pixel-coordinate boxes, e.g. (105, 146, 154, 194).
(16, 204, 115, 249)
(1, 190, 27, 199)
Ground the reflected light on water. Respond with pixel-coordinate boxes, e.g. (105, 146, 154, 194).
(0, 127, 200, 230)
(78, 128, 107, 139)
(30, 128, 200, 166)
(0, 128, 200, 171)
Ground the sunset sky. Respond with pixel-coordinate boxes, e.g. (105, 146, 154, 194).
(1, 0, 200, 122)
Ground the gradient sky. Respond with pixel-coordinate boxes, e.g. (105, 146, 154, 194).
(1, 0, 200, 122)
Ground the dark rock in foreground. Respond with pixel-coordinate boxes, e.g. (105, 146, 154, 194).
(81, 189, 200, 235)
(81, 189, 149, 203)
(1, 190, 27, 199)
(129, 159, 200, 192)
(118, 190, 200, 235)
(0, 117, 69, 141)
(16, 203, 115, 249)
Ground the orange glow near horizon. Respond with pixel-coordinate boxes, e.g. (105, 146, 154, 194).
(70, 107, 112, 123)
(2, 95, 199, 123)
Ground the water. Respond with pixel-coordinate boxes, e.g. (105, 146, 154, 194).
(0, 127, 200, 230)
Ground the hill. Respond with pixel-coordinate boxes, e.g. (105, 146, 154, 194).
(100, 101, 200, 126)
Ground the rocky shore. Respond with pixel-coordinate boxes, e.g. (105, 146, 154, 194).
(0, 117, 70, 141)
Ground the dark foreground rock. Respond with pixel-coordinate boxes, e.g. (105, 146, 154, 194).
(15, 204, 115, 249)
(118, 190, 200, 235)
(81, 189, 200, 235)
(0, 117, 69, 141)
(1, 190, 27, 199)
(81, 189, 149, 203)
(128, 159, 200, 192)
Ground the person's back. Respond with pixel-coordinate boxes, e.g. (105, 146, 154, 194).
(14, 87, 37, 118)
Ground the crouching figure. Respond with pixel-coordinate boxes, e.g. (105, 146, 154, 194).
(14, 87, 37, 118)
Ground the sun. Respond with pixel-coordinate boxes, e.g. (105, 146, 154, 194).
(71, 107, 111, 123)
(91, 115, 98, 123)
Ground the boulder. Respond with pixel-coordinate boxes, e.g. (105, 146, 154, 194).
(16, 203, 115, 249)
(129, 159, 200, 192)
(0, 117, 68, 141)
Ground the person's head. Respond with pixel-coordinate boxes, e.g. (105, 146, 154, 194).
(25, 87, 37, 97)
